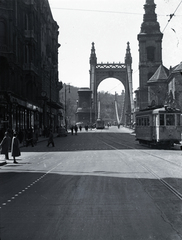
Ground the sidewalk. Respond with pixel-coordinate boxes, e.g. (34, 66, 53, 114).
(0, 133, 58, 166)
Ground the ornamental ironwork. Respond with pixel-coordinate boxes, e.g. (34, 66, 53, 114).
(96, 63, 126, 69)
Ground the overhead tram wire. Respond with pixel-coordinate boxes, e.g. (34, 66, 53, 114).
(162, 0, 182, 33)
(50, 7, 142, 15)
(50, 7, 169, 17)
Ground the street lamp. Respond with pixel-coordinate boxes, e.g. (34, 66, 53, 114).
(49, 65, 57, 130)
(90, 98, 93, 127)
(64, 83, 70, 130)
(49, 70, 52, 129)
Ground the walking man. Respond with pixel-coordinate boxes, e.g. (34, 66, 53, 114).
(70, 125, 74, 135)
(74, 125, 78, 135)
(47, 130, 54, 147)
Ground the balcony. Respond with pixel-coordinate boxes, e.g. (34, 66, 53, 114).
(23, 0, 37, 10)
(24, 30, 37, 42)
(23, 63, 38, 75)
(0, 45, 9, 54)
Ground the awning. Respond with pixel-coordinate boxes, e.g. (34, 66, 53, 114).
(47, 101, 64, 109)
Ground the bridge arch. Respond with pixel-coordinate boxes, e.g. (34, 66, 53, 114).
(89, 42, 134, 126)
(97, 77, 124, 94)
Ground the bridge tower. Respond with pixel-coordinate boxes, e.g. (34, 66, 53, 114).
(89, 42, 134, 126)
(137, 0, 163, 110)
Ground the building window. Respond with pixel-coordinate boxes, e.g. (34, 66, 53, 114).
(0, 21, 6, 45)
(25, 14, 29, 30)
(146, 46, 155, 62)
(25, 45, 29, 63)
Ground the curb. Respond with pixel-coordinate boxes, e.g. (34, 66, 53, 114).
(0, 137, 50, 167)
(0, 160, 7, 166)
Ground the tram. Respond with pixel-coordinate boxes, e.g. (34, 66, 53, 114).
(96, 119, 105, 129)
(135, 106, 182, 147)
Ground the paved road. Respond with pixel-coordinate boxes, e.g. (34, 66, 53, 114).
(1, 126, 182, 239)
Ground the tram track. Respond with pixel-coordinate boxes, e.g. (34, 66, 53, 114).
(97, 133, 182, 202)
(102, 133, 182, 167)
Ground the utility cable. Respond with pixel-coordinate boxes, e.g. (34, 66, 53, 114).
(50, 7, 143, 15)
(50, 7, 170, 16)
(162, 0, 182, 32)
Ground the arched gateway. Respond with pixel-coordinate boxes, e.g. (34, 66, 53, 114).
(89, 42, 134, 126)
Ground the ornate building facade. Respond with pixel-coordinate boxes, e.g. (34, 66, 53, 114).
(0, 0, 62, 135)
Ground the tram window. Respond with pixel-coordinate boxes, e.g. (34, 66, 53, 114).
(136, 118, 139, 126)
(144, 117, 149, 126)
(177, 114, 180, 126)
(139, 118, 141, 126)
(141, 118, 144, 126)
(166, 114, 175, 126)
(160, 114, 164, 126)
(146, 118, 149, 126)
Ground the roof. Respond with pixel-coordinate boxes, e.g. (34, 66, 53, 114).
(172, 62, 182, 73)
(136, 106, 181, 115)
(148, 64, 169, 84)
(147, 64, 169, 84)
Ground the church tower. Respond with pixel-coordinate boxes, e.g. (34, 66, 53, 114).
(137, 0, 163, 109)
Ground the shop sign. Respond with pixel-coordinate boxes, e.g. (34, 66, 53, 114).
(11, 97, 26, 107)
(0, 94, 7, 104)
(27, 103, 33, 109)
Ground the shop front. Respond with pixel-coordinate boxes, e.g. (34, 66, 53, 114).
(0, 92, 64, 141)
(0, 92, 43, 138)
(46, 101, 64, 132)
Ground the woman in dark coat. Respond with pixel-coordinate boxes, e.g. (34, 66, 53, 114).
(0, 132, 11, 160)
(11, 132, 20, 163)
(74, 125, 78, 135)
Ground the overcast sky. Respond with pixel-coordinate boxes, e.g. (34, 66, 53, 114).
(49, 0, 182, 94)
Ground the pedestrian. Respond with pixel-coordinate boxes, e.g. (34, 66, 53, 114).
(70, 125, 74, 135)
(74, 125, 78, 135)
(0, 132, 11, 160)
(18, 129, 24, 143)
(11, 132, 20, 164)
(47, 130, 54, 147)
(79, 125, 82, 131)
(26, 129, 34, 147)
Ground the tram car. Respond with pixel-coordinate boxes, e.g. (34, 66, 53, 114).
(96, 119, 105, 129)
(135, 106, 182, 147)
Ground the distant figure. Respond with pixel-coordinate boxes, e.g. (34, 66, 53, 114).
(79, 125, 82, 131)
(47, 130, 54, 147)
(11, 132, 20, 164)
(70, 125, 74, 135)
(18, 129, 24, 143)
(26, 129, 34, 147)
(0, 132, 11, 160)
(74, 125, 78, 135)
